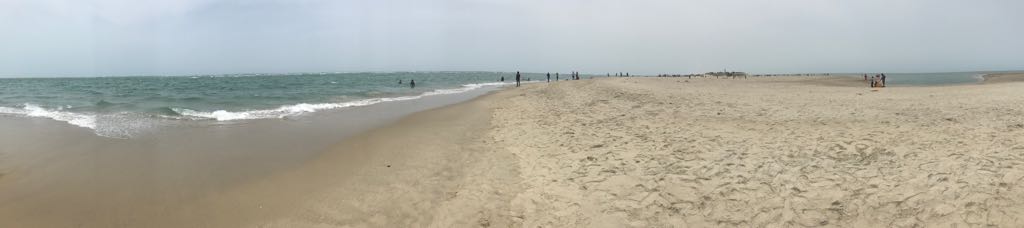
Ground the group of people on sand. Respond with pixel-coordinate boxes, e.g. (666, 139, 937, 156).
(865, 73, 887, 88)
(509, 71, 587, 87)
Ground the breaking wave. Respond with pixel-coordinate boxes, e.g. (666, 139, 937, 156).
(0, 82, 512, 138)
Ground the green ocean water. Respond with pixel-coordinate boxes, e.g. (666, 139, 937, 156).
(0, 72, 543, 138)
(1, 71, 1008, 138)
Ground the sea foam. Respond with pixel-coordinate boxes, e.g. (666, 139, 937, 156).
(0, 104, 97, 129)
(174, 82, 511, 121)
(0, 81, 514, 138)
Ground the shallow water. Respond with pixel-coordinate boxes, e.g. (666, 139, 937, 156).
(855, 71, 1020, 86)
(0, 72, 533, 137)
(0, 86, 498, 227)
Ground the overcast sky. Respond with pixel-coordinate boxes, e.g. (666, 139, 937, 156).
(1, 0, 1021, 77)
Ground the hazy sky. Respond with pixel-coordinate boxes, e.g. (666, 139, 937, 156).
(1, 0, 1022, 77)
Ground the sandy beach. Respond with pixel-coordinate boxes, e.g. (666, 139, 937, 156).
(256, 75, 1024, 227)
(4, 75, 1024, 227)
(3, 0, 1022, 226)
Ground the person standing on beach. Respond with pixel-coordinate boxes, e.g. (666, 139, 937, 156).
(500, 76, 504, 82)
(410, 79, 416, 88)
(399, 79, 402, 84)
(515, 71, 521, 87)
(547, 73, 551, 82)
(881, 74, 887, 87)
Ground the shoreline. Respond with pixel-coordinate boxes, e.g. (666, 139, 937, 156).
(982, 72, 1024, 84)
(0, 81, 512, 138)
(4, 75, 1024, 226)
(262, 87, 523, 227)
(0, 86, 503, 227)
(266, 76, 1024, 227)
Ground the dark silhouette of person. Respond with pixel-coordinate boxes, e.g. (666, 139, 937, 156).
(881, 73, 887, 87)
(556, 73, 559, 81)
(515, 71, 521, 87)
(547, 73, 551, 82)
(410, 79, 416, 88)
(500, 76, 504, 82)
(399, 80, 402, 84)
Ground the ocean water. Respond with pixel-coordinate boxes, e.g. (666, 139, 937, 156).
(871, 72, 987, 86)
(0, 72, 537, 138)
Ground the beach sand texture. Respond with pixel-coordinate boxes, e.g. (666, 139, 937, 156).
(4, 75, 1024, 227)
(500, 77, 1024, 227)
(264, 76, 1024, 227)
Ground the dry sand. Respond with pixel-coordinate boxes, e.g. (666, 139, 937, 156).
(6, 75, 1022, 227)
(260, 76, 1024, 227)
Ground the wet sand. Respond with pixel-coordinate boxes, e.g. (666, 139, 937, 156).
(983, 73, 1024, 84)
(4, 76, 1024, 227)
(269, 76, 1024, 227)
(0, 88, 496, 227)
(789, 75, 866, 87)
(264, 90, 521, 227)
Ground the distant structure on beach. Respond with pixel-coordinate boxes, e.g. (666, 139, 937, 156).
(706, 71, 748, 77)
